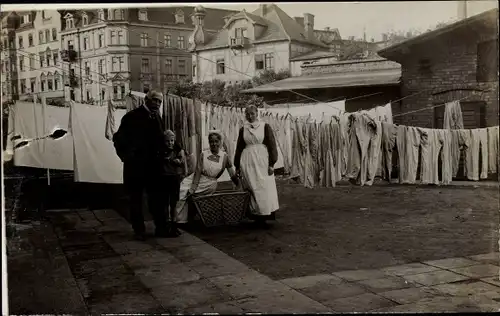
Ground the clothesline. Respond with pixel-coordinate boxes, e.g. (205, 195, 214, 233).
(393, 93, 477, 118)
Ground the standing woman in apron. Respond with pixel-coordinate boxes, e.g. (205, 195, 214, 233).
(234, 104, 280, 228)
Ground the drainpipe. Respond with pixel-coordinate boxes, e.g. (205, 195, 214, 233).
(77, 28, 83, 101)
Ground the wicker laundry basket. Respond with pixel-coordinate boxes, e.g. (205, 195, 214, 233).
(190, 191, 250, 227)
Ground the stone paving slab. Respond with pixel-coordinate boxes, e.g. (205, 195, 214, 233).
(481, 277, 500, 287)
(423, 257, 479, 269)
(378, 287, 445, 305)
(326, 292, 398, 312)
(468, 252, 500, 265)
(121, 249, 181, 269)
(134, 262, 201, 288)
(333, 268, 390, 281)
(402, 270, 471, 286)
(450, 264, 500, 279)
(87, 292, 165, 315)
(150, 279, 230, 312)
(356, 275, 416, 293)
(374, 295, 500, 313)
(280, 274, 343, 290)
(296, 277, 368, 303)
(381, 262, 441, 276)
(430, 281, 500, 300)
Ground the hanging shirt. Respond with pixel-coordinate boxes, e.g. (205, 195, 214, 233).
(366, 120, 382, 186)
(444, 101, 464, 129)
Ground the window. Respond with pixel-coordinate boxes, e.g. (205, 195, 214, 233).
(52, 28, 57, 41)
(83, 37, 89, 50)
(45, 30, 50, 42)
(98, 59, 104, 74)
(86, 89, 91, 101)
(29, 54, 35, 70)
(101, 88, 106, 101)
(48, 78, 53, 90)
(98, 10, 105, 21)
(42, 11, 46, 19)
(82, 15, 89, 26)
(112, 57, 119, 72)
(46, 53, 51, 67)
(39, 53, 44, 68)
(192, 64, 196, 77)
(118, 31, 123, 44)
(22, 14, 32, 24)
(85, 62, 90, 77)
(139, 9, 148, 21)
(256, 53, 274, 70)
(177, 36, 185, 49)
(216, 58, 225, 74)
(264, 53, 274, 70)
(70, 90, 75, 101)
(178, 59, 186, 74)
(119, 57, 124, 71)
(235, 27, 247, 38)
(113, 84, 125, 100)
(28, 34, 33, 46)
(141, 58, 150, 73)
(19, 58, 24, 72)
(175, 11, 185, 24)
(41, 79, 45, 92)
(20, 79, 26, 94)
(110, 31, 116, 45)
(53, 51, 58, 66)
(114, 9, 123, 20)
(18, 36, 23, 48)
(98, 34, 104, 47)
(477, 39, 498, 83)
(30, 78, 36, 94)
(140, 33, 148, 47)
(165, 59, 173, 74)
(164, 34, 171, 47)
(55, 77, 60, 90)
(66, 18, 74, 29)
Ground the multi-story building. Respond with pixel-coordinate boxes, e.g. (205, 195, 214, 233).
(13, 10, 64, 102)
(189, 4, 329, 84)
(58, 6, 237, 105)
(1, 11, 20, 103)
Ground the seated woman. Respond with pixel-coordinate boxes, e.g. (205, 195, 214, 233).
(176, 130, 238, 224)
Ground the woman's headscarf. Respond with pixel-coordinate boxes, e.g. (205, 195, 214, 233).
(245, 104, 261, 129)
(208, 129, 223, 141)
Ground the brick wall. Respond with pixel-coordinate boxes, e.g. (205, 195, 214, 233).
(395, 30, 498, 128)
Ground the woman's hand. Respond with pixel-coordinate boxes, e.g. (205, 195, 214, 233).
(268, 166, 274, 176)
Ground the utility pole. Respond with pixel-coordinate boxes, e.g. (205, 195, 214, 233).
(77, 28, 83, 102)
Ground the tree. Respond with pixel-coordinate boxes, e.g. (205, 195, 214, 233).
(252, 69, 291, 86)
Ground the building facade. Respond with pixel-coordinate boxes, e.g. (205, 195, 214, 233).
(378, 8, 499, 128)
(1, 12, 20, 103)
(58, 7, 237, 105)
(190, 4, 329, 84)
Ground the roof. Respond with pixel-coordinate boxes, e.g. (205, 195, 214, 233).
(242, 68, 401, 93)
(196, 4, 327, 50)
(379, 8, 499, 58)
(290, 50, 338, 61)
(60, 7, 238, 31)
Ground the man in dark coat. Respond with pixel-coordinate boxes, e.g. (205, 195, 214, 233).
(113, 90, 171, 240)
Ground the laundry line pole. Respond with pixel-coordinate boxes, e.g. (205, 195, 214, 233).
(34, 92, 51, 186)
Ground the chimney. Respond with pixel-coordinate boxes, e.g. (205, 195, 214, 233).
(458, 1, 467, 20)
(294, 16, 304, 27)
(303, 13, 314, 40)
(259, 4, 267, 17)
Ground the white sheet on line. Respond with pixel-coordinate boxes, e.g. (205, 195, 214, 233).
(12, 101, 73, 171)
(264, 100, 346, 121)
(71, 102, 125, 184)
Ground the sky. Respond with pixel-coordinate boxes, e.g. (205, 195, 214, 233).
(2, 1, 498, 41)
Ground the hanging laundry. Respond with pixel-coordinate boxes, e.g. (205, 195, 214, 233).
(487, 126, 499, 174)
(380, 122, 397, 181)
(339, 112, 350, 177)
(366, 120, 382, 186)
(397, 126, 426, 184)
(292, 119, 307, 183)
(420, 128, 441, 185)
(465, 129, 488, 181)
(330, 118, 342, 184)
(105, 100, 116, 141)
(477, 128, 489, 180)
(435, 129, 453, 185)
(443, 100, 464, 129)
(347, 113, 377, 186)
(454, 129, 471, 179)
(303, 118, 315, 188)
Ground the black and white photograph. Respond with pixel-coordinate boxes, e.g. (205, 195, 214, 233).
(1, 1, 499, 314)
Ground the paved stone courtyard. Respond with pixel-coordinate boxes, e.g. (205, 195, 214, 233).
(7, 208, 500, 314)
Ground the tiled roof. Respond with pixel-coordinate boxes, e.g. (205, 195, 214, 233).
(290, 50, 338, 61)
(59, 7, 238, 31)
(242, 68, 401, 93)
(197, 4, 327, 50)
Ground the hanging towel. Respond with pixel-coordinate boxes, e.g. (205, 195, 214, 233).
(397, 126, 426, 184)
(466, 129, 481, 181)
(443, 100, 464, 129)
(366, 120, 382, 186)
(436, 129, 453, 185)
(381, 122, 397, 181)
(105, 100, 116, 141)
(477, 128, 489, 179)
(420, 128, 441, 185)
(487, 126, 499, 174)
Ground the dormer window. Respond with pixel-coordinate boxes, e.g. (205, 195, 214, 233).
(65, 13, 74, 29)
(175, 10, 184, 24)
(82, 13, 89, 26)
(114, 9, 124, 20)
(98, 9, 105, 21)
(139, 9, 148, 21)
(22, 14, 32, 24)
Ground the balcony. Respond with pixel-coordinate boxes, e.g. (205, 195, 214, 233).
(230, 37, 249, 49)
(60, 49, 78, 62)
